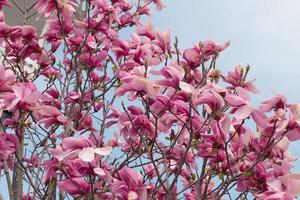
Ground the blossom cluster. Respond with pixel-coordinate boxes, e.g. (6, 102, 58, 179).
(0, 0, 299, 200)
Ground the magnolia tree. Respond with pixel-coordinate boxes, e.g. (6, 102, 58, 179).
(0, 0, 300, 200)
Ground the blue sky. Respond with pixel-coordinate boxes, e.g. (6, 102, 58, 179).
(149, 0, 300, 170)
(152, 0, 300, 102)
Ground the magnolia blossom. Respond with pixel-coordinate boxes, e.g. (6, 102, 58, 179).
(35, 0, 77, 17)
(50, 136, 112, 162)
(225, 87, 253, 119)
(58, 177, 90, 196)
(116, 72, 158, 98)
(111, 167, 148, 200)
(38, 105, 68, 129)
(2, 82, 41, 111)
(0, 133, 18, 160)
(0, 65, 15, 91)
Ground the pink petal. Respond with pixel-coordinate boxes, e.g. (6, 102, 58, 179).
(286, 128, 300, 141)
(93, 146, 112, 156)
(94, 167, 106, 176)
(78, 147, 95, 162)
(128, 191, 138, 200)
(277, 136, 289, 151)
(179, 81, 195, 94)
(52, 149, 80, 161)
(251, 109, 269, 129)
(234, 105, 252, 119)
(225, 94, 246, 107)
(58, 177, 90, 196)
(279, 174, 300, 196)
(56, 115, 68, 123)
(23, 91, 41, 104)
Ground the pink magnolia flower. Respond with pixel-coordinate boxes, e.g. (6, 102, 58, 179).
(64, 91, 81, 104)
(144, 163, 156, 179)
(63, 158, 90, 178)
(184, 191, 197, 200)
(43, 159, 59, 184)
(153, 28, 171, 54)
(111, 167, 147, 200)
(289, 103, 300, 123)
(286, 126, 300, 143)
(150, 94, 170, 114)
(179, 81, 197, 95)
(35, 0, 77, 18)
(225, 87, 253, 119)
(156, 65, 185, 88)
(49, 136, 112, 162)
(196, 89, 225, 114)
(183, 40, 229, 68)
(2, 82, 41, 111)
(198, 117, 229, 162)
(137, 22, 156, 40)
(46, 88, 60, 99)
(110, 105, 156, 139)
(108, 132, 123, 148)
(44, 17, 73, 51)
(144, 0, 165, 10)
(41, 67, 62, 80)
(0, 65, 15, 91)
(20, 25, 37, 40)
(156, 186, 178, 200)
(58, 177, 90, 196)
(285, 104, 300, 141)
(224, 65, 259, 93)
(94, 100, 104, 112)
(256, 174, 300, 200)
(78, 50, 108, 68)
(112, 37, 130, 59)
(38, 105, 68, 129)
(260, 93, 287, 112)
(278, 174, 300, 197)
(24, 154, 41, 168)
(0, 133, 18, 160)
(171, 144, 198, 170)
(200, 40, 230, 57)
(251, 106, 289, 134)
(0, 22, 9, 42)
(183, 46, 201, 68)
(116, 71, 158, 98)
(1, 25, 41, 60)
